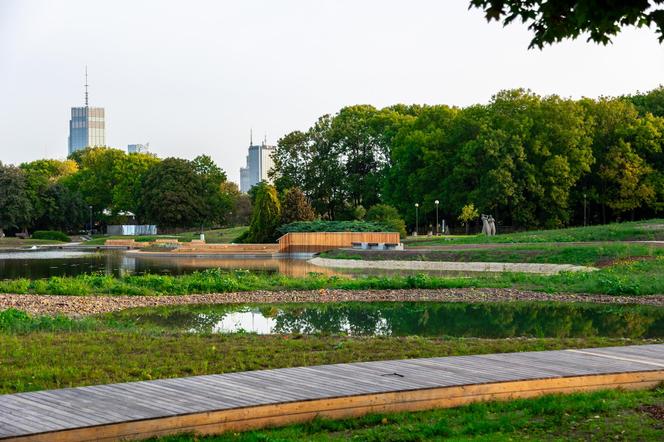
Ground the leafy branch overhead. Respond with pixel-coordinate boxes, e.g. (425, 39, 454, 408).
(469, 0, 664, 48)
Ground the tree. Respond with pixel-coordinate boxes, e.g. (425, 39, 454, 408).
(281, 188, 316, 225)
(20, 159, 79, 228)
(245, 185, 281, 243)
(0, 163, 32, 237)
(458, 203, 479, 234)
(138, 158, 206, 229)
(469, 0, 664, 49)
(192, 155, 230, 226)
(111, 152, 160, 215)
(366, 204, 407, 238)
(38, 183, 87, 232)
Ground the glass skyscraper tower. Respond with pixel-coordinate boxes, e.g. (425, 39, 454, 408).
(68, 68, 105, 155)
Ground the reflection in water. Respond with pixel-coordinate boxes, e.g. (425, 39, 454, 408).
(110, 302, 664, 339)
(0, 250, 340, 279)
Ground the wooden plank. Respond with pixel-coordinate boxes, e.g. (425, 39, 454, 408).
(0, 344, 662, 441)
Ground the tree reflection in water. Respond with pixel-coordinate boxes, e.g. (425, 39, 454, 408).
(110, 302, 664, 338)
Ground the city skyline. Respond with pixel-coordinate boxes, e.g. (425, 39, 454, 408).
(1, 0, 663, 184)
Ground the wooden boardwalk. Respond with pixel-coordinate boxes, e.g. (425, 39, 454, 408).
(1, 344, 663, 441)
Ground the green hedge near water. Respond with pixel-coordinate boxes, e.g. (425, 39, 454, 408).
(277, 220, 393, 235)
(31, 230, 70, 242)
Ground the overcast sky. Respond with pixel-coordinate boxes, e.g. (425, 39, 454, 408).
(1, 0, 663, 183)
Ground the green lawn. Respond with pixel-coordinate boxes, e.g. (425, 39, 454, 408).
(322, 243, 664, 266)
(84, 226, 249, 245)
(150, 387, 664, 441)
(405, 219, 664, 245)
(0, 237, 66, 246)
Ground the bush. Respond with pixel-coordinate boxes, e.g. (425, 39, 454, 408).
(31, 230, 70, 242)
(277, 220, 392, 236)
(366, 204, 407, 238)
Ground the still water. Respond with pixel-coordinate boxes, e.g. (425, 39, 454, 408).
(0, 249, 338, 279)
(108, 302, 664, 338)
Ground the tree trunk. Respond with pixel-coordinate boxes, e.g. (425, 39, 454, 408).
(0, 228, 4, 238)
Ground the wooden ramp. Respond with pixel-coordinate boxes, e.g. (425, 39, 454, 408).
(1, 344, 663, 441)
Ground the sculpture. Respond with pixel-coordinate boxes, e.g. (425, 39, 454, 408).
(481, 214, 490, 235)
(488, 215, 496, 236)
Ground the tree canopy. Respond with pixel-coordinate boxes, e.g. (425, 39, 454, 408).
(469, 0, 664, 48)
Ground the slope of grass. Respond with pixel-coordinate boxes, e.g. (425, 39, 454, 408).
(150, 387, 664, 441)
(323, 243, 664, 266)
(0, 237, 66, 246)
(406, 219, 664, 245)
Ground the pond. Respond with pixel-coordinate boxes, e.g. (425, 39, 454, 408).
(0, 249, 338, 279)
(107, 302, 664, 339)
(0, 249, 480, 279)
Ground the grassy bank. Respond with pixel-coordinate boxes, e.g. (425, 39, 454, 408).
(323, 243, 664, 266)
(151, 387, 664, 441)
(1, 327, 657, 394)
(84, 226, 249, 245)
(405, 219, 664, 245)
(2, 252, 664, 295)
(0, 237, 66, 247)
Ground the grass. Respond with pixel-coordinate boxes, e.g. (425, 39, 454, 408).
(1, 252, 664, 295)
(1, 328, 658, 394)
(322, 243, 664, 266)
(84, 226, 249, 245)
(0, 237, 65, 246)
(149, 387, 664, 441)
(405, 219, 664, 245)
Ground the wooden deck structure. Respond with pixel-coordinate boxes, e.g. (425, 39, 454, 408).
(278, 231, 401, 253)
(1, 344, 662, 441)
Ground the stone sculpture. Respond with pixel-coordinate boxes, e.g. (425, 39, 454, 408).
(481, 214, 490, 235)
(488, 215, 496, 236)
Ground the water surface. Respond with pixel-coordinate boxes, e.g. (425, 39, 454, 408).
(107, 302, 664, 338)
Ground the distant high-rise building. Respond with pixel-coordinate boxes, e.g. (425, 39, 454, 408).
(128, 143, 148, 154)
(239, 133, 275, 193)
(68, 67, 105, 155)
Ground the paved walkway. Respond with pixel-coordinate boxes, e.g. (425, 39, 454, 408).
(310, 257, 597, 275)
(1, 344, 662, 441)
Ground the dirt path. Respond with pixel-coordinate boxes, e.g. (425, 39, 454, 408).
(1, 289, 662, 317)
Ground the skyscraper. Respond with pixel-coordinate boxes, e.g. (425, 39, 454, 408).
(239, 133, 275, 192)
(68, 67, 106, 155)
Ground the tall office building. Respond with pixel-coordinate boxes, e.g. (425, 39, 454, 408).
(239, 135, 276, 193)
(68, 68, 106, 155)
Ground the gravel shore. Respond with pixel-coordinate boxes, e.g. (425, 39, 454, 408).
(1, 288, 662, 317)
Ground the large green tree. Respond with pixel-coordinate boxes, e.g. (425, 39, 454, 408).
(138, 158, 206, 229)
(0, 163, 32, 237)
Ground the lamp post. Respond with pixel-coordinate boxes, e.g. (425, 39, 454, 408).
(583, 193, 587, 227)
(414, 203, 419, 236)
(434, 200, 439, 235)
(88, 206, 93, 236)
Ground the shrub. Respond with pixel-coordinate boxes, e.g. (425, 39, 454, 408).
(366, 204, 407, 238)
(277, 220, 392, 236)
(31, 230, 70, 242)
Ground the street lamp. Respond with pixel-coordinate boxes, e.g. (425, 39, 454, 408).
(414, 203, 419, 236)
(434, 200, 439, 235)
(583, 193, 587, 227)
(88, 205, 93, 236)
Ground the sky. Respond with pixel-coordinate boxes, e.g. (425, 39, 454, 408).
(1, 0, 663, 184)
